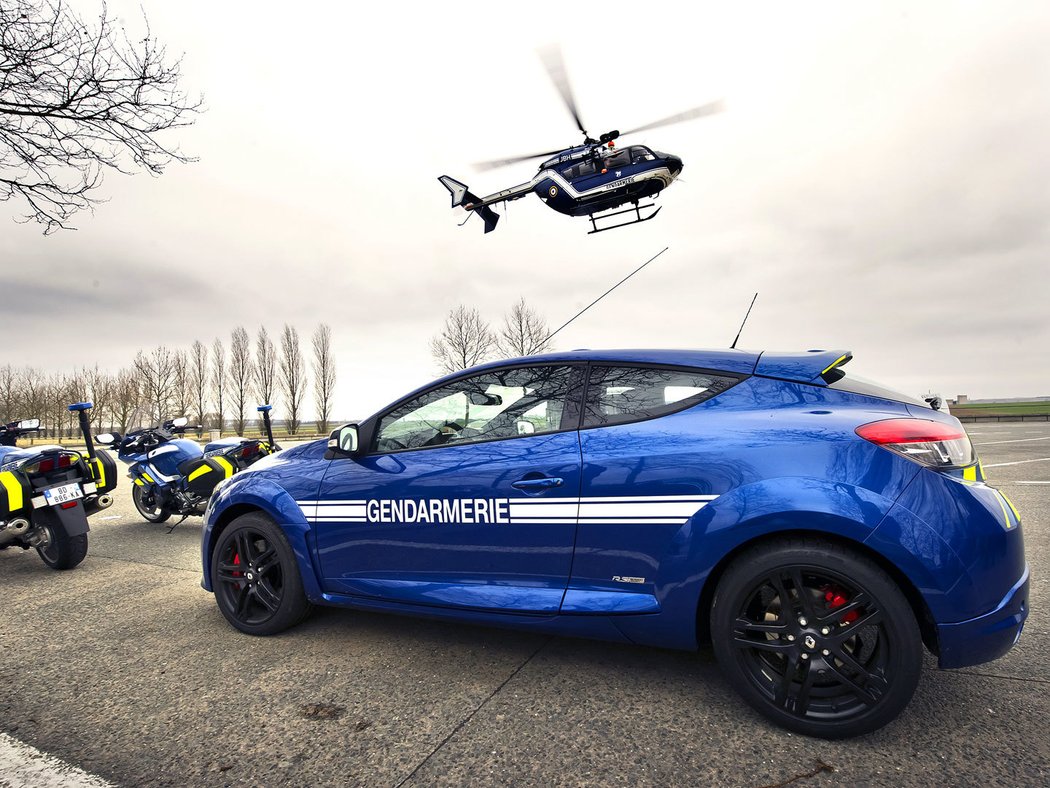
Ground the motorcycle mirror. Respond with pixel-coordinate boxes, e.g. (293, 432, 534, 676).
(95, 433, 118, 445)
(172, 417, 189, 428)
(17, 418, 40, 431)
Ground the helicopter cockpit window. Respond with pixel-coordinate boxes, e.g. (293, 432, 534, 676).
(561, 160, 596, 178)
(630, 146, 656, 163)
(603, 150, 631, 169)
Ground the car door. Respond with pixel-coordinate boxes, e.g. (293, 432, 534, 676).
(313, 364, 584, 614)
(566, 364, 742, 614)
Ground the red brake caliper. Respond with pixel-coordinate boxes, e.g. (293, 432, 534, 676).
(823, 587, 860, 625)
(232, 552, 243, 578)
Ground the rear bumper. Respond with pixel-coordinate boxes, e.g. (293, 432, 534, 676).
(937, 565, 1029, 669)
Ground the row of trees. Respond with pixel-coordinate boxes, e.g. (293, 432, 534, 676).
(0, 324, 337, 438)
(430, 298, 554, 375)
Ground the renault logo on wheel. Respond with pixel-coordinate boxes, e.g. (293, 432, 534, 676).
(804, 634, 816, 650)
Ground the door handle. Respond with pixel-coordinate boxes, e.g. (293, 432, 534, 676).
(512, 477, 564, 491)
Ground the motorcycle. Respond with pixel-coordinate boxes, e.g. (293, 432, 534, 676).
(96, 405, 280, 527)
(0, 403, 118, 570)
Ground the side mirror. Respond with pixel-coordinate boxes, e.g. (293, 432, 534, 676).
(96, 433, 118, 445)
(515, 420, 535, 436)
(468, 391, 502, 406)
(172, 416, 189, 428)
(17, 418, 40, 431)
(328, 423, 360, 457)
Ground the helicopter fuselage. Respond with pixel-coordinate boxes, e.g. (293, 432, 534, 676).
(473, 144, 684, 218)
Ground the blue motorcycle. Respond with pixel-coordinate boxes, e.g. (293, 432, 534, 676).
(0, 403, 118, 569)
(97, 405, 280, 526)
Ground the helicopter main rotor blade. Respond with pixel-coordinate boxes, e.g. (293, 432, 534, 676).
(619, 100, 725, 136)
(538, 43, 590, 140)
(473, 148, 566, 172)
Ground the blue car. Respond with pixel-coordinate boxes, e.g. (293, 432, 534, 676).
(200, 348, 1028, 738)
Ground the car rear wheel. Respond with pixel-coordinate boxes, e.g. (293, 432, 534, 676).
(132, 485, 171, 523)
(711, 537, 922, 739)
(211, 512, 312, 635)
(36, 525, 88, 570)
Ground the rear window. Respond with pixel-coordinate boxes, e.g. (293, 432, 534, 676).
(583, 366, 739, 427)
(828, 373, 929, 408)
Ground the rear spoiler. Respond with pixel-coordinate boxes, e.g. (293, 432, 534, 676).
(753, 349, 853, 385)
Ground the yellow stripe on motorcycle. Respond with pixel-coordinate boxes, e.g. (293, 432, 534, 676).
(90, 457, 106, 488)
(142, 472, 155, 483)
(0, 471, 23, 512)
(134, 478, 145, 486)
(187, 465, 213, 482)
(962, 465, 977, 482)
(1001, 491, 1022, 524)
(213, 456, 235, 478)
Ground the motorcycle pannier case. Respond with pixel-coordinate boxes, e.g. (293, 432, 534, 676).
(0, 469, 31, 517)
(180, 455, 236, 498)
(84, 450, 118, 495)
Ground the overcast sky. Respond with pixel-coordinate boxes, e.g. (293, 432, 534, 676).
(2, 1, 1048, 419)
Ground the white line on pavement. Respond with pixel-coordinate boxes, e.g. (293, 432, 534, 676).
(983, 457, 1050, 468)
(0, 733, 113, 788)
(974, 436, 1050, 446)
(1014, 481, 1050, 485)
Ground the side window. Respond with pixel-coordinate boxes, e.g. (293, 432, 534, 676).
(376, 366, 579, 452)
(583, 366, 738, 428)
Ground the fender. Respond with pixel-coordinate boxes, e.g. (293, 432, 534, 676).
(611, 476, 913, 650)
(201, 475, 325, 602)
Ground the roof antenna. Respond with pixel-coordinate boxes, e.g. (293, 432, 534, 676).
(544, 247, 669, 344)
(730, 292, 758, 349)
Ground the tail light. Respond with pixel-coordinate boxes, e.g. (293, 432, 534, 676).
(22, 453, 75, 475)
(856, 418, 974, 469)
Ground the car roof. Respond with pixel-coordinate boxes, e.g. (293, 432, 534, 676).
(374, 348, 853, 420)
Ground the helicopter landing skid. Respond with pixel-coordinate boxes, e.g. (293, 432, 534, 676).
(587, 202, 662, 234)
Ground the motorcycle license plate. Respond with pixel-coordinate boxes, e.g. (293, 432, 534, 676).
(44, 483, 83, 506)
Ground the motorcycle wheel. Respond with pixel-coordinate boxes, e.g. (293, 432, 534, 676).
(133, 485, 171, 523)
(36, 526, 88, 570)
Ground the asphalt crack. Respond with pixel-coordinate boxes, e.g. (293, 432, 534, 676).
(394, 637, 551, 788)
(756, 759, 835, 788)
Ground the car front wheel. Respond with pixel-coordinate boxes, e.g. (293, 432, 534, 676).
(211, 512, 312, 635)
(710, 537, 922, 739)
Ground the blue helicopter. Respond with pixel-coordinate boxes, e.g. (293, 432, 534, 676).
(439, 47, 722, 234)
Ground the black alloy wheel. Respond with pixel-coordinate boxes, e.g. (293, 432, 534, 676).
(211, 512, 311, 635)
(132, 484, 171, 523)
(711, 537, 922, 739)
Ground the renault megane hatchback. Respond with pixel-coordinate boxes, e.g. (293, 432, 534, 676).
(200, 348, 1028, 738)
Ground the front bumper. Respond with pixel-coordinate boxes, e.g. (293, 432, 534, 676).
(937, 565, 1029, 669)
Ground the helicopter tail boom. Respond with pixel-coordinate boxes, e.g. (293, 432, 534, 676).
(438, 175, 501, 233)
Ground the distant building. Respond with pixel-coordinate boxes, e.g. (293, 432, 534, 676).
(957, 394, 968, 404)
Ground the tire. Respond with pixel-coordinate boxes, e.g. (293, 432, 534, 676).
(133, 485, 171, 523)
(36, 526, 88, 570)
(710, 536, 922, 739)
(210, 512, 312, 635)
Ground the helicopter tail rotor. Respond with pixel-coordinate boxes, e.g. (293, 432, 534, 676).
(438, 175, 501, 233)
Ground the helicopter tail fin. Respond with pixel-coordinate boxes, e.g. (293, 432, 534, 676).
(438, 175, 501, 233)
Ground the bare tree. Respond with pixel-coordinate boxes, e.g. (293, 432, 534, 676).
(83, 366, 113, 433)
(188, 340, 209, 430)
(254, 326, 277, 408)
(312, 323, 337, 434)
(0, 364, 16, 422)
(496, 297, 552, 358)
(0, 1, 201, 233)
(228, 326, 254, 434)
(171, 350, 192, 420)
(211, 338, 226, 435)
(430, 305, 495, 374)
(279, 324, 306, 435)
(108, 368, 139, 434)
(134, 346, 176, 422)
